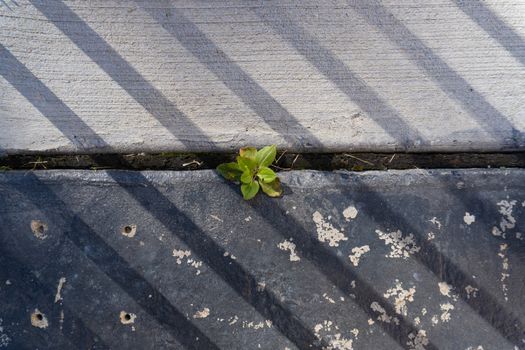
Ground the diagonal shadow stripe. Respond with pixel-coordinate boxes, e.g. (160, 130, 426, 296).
(136, 2, 322, 150)
(221, 181, 439, 350)
(431, 167, 525, 253)
(0, 0, 18, 11)
(6, 172, 220, 350)
(0, 45, 106, 150)
(346, 0, 524, 149)
(102, 170, 327, 349)
(347, 175, 525, 346)
(253, 7, 424, 150)
(0, 35, 436, 350)
(0, 242, 110, 350)
(453, 0, 525, 68)
(28, 0, 218, 151)
(237, 174, 524, 346)
(0, 44, 326, 349)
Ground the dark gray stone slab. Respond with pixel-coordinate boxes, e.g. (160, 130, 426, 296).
(0, 169, 524, 350)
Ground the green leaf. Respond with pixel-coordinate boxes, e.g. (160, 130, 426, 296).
(241, 180, 260, 200)
(255, 145, 277, 168)
(216, 162, 243, 181)
(237, 156, 257, 173)
(239, 147, 257, 160)
(240, 169, 253, 184)
(256, 166, 277, 183)
(259, 178, 282, 197)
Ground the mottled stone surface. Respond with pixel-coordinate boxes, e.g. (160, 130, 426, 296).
(0, 169, 524, 349)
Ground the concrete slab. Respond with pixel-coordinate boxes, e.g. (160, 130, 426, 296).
(1, 0, 524, 154)
(0, 168, 524, 349)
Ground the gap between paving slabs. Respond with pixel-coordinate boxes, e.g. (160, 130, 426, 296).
(1, 152, 524, 172)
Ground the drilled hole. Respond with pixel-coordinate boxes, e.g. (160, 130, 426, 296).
(36, 313, 43, 321)
(124, 313, 131, 321)
(124, 226, 132, 234)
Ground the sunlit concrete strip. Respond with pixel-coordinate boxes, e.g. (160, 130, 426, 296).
(1, 1, 524, 154)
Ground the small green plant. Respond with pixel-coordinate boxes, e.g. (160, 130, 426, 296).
(217, 145, 282, 200)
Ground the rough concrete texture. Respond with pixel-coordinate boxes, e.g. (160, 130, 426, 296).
(1, 0, 524, 154)
(0, 169, 524, 349)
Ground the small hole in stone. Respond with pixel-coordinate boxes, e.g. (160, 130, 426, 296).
(37, 225, 45, 234)
(124, 226, 132, 234)
(36, 313, 43, 321)
(124, 313, 131, 321)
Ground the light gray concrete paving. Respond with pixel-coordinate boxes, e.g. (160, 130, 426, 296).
(1, 0, 524, 154)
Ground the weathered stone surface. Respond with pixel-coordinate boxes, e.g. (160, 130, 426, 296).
(0, 169, 524, 349)
(1, 0, 524, 154)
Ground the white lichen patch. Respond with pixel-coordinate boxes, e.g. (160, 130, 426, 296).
(172, 249, 191, 264)
(414, 317, 420, 325)
(376, 229, 420, 259)
(30, 220, 48, 239)
(120, 311, 136, 324)
(465, 285, 479, 299)
(498, 243, 510, 301)
(314, 320, 333, 334)
(440, 303, 454, 322)
(370, 302, 398, 324)
(31, 309, 49, 328)
(256, 282, 266, 292)
(313, 211, 348, 247)
(492, 200, 517, 238)
(228, 315, 238, 325)
(407, 329, 429, 350)
(421, 308, 427, 316)
(437, 282, 458, 301)
(427, 232, 435, 241)
(323, 293, 336, 304)
(383, 280, 416, 316)
(0, 333, 10, 349)
(121, 224, 137, 238)
(241, 320, 273, 329)
(193, 308, 210, 319)
(438, 282, 453, 298)
(463, 212, 475, 225)
(431, 315, 439, 325)
(187, 258, 203, 275)
(54, 277, 66, 303)
(465, 346, 484, 350)
(277, 239, 300, 262)
(343, 206, 358, 221)
(429, 217, 442, 229)
(0, 318, 11, 348)
(189, 260, 202, 269)
(313, 321, 353, 350)
(516, 232, 523, 240)
(327, 334, 353, 350)
(367, 318, 374, 325)
(348, 245, 370, 266)
(350, 328, 359, 338)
